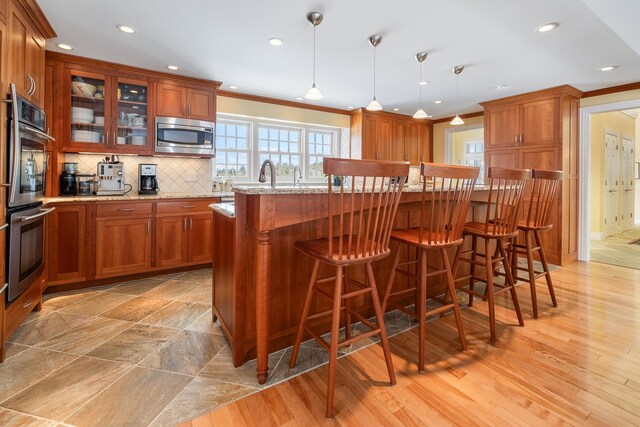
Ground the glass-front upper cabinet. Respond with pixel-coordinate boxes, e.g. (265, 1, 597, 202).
(65, 70, 111, 150)
(114, 78, 150, 150)
(63, 70, 151, 153)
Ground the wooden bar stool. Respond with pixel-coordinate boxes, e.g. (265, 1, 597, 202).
(381, 163, 479, 373)
(507, 169, 562, 318)
(451, 167, 530, 343)
(289, 157, 410, 419)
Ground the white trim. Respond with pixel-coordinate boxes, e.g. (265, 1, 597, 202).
(578, 99, 640, 261)
(621, 109, 639, 119)
(443, 123, 484, 163)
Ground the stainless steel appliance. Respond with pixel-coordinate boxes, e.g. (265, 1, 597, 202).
(77, 174, 96, 196)
(7, 84, 54, 208)
(6, 204, 54, 302)
(155, 117, 214, 156)
(60, 163, 78, 196)
(96, 161, 125, 195)
(138, 164, 159, 195)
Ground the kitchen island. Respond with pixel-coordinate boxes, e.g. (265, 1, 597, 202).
(211, 184, 498, 384)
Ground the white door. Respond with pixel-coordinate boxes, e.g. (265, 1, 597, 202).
(621, 136, 635, 230)
(603, 131, 620, 237)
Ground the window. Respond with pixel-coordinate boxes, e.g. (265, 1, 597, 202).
(215, 115, 340, 182)
(463, 140, 485, 183)
(257, 126, 302, 177)
(215, 121, 251, 178)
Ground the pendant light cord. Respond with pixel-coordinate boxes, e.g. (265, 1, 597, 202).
(418, 61, 423, 109)
(312, 25, 316, 85)
(373, 45, 376, 98)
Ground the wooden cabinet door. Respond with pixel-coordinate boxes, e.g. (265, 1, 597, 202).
(521, 98, 558, 146)
(25, 29, 44, 106)
(156, 83, 186, 118)
(485, 149, 519, 178)
(48, 204, 87, 285)
(405, 123, 419, 164)
(377, 119, 392, 160)
(156, 215, 187, 268)
(186, 88, 215, 121)
(7, 2, 28, 97)
(391, 122, 406, 162)
(187, 213, 213, 263)
(96, 217, 152, 277)
(361, 117, 378, 160)
(485, 105, 520, 149)
(418, 123, 432, 163)
(0, 0, 7, 24)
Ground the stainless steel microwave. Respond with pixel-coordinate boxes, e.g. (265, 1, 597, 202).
(155, 116, 215, 156)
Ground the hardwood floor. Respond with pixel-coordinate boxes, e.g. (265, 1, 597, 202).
(181, 261, 640, 426)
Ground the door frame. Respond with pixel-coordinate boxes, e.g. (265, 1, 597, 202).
(578, 99, 640, 261)
(444, 123, 484, 164)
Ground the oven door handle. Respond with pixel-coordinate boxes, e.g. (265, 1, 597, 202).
(19, 124, 56, 142)
(0, 223, 7, 231)
(17, 207, 55, 222)
(0, 283, 7, 294)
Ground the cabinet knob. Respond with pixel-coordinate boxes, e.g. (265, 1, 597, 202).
(514, 134, 518, 146)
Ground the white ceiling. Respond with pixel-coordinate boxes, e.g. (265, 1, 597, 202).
(39, 0, 640, 119)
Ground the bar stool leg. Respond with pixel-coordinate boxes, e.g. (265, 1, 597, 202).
(382, 247, 403, 313)
(325, 265, 344, 420)
(524, 230, 539, 318)
(290, 259, 320, 369)
(441, 248, 467, 351)
(417, 248, 428, 372)
(366, 263, 396, 385)
(497, 239, 524, 326)
(534, 229, 558, 307)
(468, 236, 478, 307)
(485, 238, 497, 343)
(344, 267, 352, 340)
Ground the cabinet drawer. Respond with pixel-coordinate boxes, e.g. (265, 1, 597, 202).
(156, 199, 218, 215)
(97, 202, 153, 217)
(5, 278, 42, 338)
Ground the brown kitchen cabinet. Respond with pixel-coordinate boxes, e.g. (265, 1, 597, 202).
(6, 0, 50, 107)
(47, 204, 88, 286)
(351, 108, 432, 165)
(156, 200, 214, 268)
(96, 217, 152, 278)
(481, 85, 582, 265)
(62, 68, 152, 154)
(156, 83, 216, 121)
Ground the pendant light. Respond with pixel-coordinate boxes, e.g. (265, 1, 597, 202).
(413, 52, 428, 119)
(450, 65, 465, 125)
(304, 12, 323, 100)
(366, 35, 383, 111)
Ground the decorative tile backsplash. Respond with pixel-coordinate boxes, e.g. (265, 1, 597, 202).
(64, 154, 215, 194)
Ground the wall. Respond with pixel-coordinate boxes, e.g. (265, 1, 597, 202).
(432, 116, 484, 163)
(589, 111, 636, 235)
(636, 109, 640, 224)
(64, 153, 215, 194)
(580, 89, 640, 108)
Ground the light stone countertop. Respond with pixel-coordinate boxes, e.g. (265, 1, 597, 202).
(232, 183, 491, 195)
(44, 191, 234, 203)
(209, 202, 235, 219)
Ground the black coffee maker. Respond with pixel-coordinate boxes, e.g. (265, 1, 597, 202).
(60, 162, 77, 196)
(138, 163, 159, 195)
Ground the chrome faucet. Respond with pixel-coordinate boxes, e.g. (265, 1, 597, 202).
(293, 165, 302, 187)
(258, 159, 277, 188)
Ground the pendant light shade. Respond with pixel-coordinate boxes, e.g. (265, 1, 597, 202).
(450, 114, 464, 125)
(413, 52, 429, 119)
(304, 12, 323, 100)
(450, 65, 465, 126)
(366, 35, 383, 111)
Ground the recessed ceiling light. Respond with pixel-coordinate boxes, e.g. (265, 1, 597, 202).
(347, 106, 354, 109)
(117, 25, 136, 34)
(495, 85, 511, 90)
(295, 97, 303, 100)
(56, 43, 73, 50)
(392, 108, 400, 111)
(600, 65, 618, 72)
(419, 81, 428, 86)
(166, 65, 179, 71)
(434, 100, 443, 104)
(228, 85, 239, 90)
(536, 23, 558, 33)
(268, 37, 284, 46)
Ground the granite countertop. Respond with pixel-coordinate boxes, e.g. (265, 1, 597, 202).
(209, 202, 235, 218)
(44, 192, 235, 203)
(232, 183, 491, 195)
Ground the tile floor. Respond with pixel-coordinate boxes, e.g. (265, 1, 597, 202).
(590, 227, 640, 270)
(0, 269, 417, 427)
(0, 260, 558, 427)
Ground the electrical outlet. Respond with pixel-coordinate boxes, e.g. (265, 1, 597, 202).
(186, 171, 197, 182)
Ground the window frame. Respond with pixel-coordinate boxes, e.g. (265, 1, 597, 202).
(214, 118, 253, 180)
